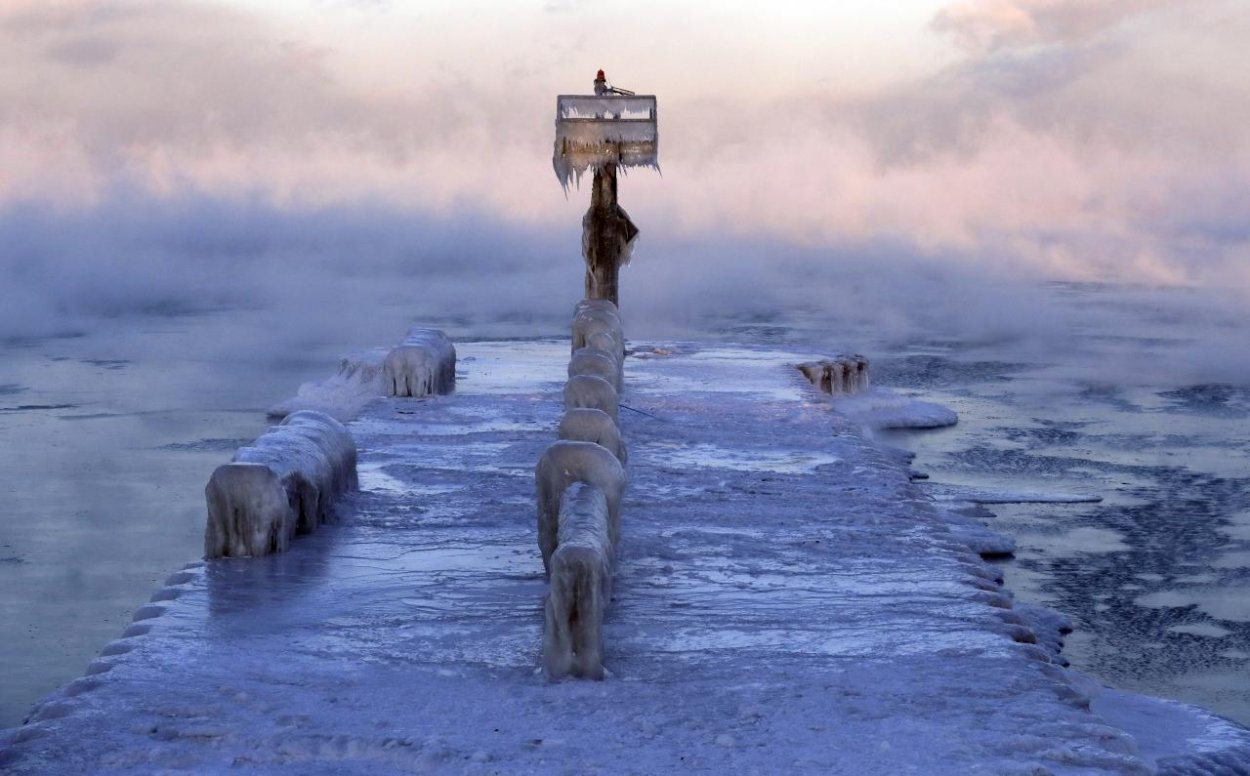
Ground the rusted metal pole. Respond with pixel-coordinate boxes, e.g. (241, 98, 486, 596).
(581, 163, 639, 307)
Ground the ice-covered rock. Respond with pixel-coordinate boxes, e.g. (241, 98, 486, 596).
(383, 328, 456, 398)
(564, 374, 619, 424)
(569, 346, 622, 392)
(558, 407, 627, 464)
(535, 440, 626, 575)
(204, 411, 356, 558)
(543, 482, 614, 680)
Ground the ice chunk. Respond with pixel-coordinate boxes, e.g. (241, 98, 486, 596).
(923, 483, 1102, 505)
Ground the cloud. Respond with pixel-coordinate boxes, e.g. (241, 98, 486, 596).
(931, 0, 1182, 54)
(0, 0, 1247, 298)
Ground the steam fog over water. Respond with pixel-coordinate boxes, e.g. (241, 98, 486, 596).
(1, 205, 1248, 728)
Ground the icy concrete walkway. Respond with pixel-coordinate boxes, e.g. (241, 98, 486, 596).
(4, 341, 1250, 775)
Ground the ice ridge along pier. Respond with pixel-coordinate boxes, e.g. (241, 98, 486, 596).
(3, 339, 1250, 774)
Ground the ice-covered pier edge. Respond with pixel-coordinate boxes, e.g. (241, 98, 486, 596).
(4, 340, 1250, 775)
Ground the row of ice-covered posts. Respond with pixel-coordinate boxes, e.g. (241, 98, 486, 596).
(198, 302, 631, 681)
(198, 304, 873, 684)
(203, 329, 456, 559)
(535, 299, 629, 679)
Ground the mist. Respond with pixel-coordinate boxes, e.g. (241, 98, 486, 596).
(3, 191, 1247, 392)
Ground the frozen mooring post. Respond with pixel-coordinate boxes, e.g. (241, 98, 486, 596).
(553, 70, 658, 307)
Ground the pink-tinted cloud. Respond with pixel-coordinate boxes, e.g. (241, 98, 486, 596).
(0, 0, 1246, 293)
(931, 0, 1182, 54)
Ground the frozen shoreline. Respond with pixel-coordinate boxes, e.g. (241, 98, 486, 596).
(3, 340, 1248, 774)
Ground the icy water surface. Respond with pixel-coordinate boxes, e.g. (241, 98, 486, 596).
(866, 288, 1250, 726)
(0, 308, 567, 727)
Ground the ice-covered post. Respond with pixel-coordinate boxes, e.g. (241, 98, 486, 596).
(554, 71, 658, 309)
(583, 164, 639, 305)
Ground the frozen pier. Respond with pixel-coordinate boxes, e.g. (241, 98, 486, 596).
(4, 341, 1249, 774)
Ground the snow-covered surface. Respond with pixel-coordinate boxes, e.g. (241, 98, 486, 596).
(833, 387, 960, 430)
(267, 348, 390, 421)
(4, 340, 1249, 774)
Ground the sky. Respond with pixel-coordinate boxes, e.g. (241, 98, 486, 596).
(1, 0, 1247, 347)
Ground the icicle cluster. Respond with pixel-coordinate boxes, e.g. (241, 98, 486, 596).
(204, 411, 358, 558)
(554, 94, 659, 191)
(796, 356, 871, 396)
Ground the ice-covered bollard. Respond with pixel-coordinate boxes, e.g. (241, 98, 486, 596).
(558, 407, 627, 464)
(204, 410, 357, 558)
(543, 482, 614, 680)
(535, 440, 626, 575)
(572, 306, 624, 359)
(383, 328, 457, 398)
(564, 374, 619, 424)
(573, 298, 620, 318)
(569, 346, 622, 392)
(277, 411, 359, 494)
(586, 331, 620, 362)
(797, 356, 871, 396)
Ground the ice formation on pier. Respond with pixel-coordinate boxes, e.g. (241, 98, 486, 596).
(543, 482, 615, 680)
(266, 349, 389, 421)
(553, 95, 658, 190)
(796, 356, 871, 395)
(535, 440, 626, 576)
(558, 407, 627, 464)
(569, 347, 622, 392)
(6, 340, 1250, 774)
(572, 306, 624, 358)
(203, 411, 356, 558)
(833, 389, 960, 430)
(383, 328, 457, 398)
(564, 374, 620, 423)
(268, 328, 457, 421)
